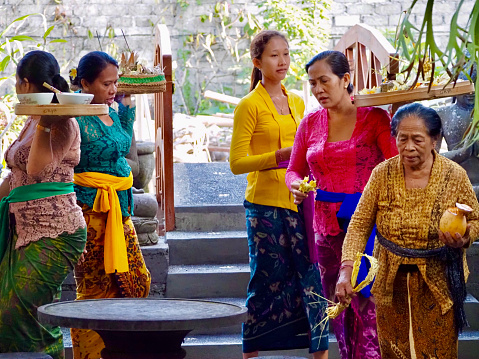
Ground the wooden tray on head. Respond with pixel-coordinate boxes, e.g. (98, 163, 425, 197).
(15, 104, 109, 116)
(354, 80, 475, 107)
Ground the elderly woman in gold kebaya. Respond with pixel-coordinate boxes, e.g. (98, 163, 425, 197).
(336, 103, 479, 359)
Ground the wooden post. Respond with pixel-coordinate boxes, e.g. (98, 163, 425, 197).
(154, 24, 175, 232)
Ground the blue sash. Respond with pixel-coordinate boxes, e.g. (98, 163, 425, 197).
(315, 189, 375, 297)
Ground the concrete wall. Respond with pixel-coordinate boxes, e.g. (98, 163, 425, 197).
(0, 0, 475, 111)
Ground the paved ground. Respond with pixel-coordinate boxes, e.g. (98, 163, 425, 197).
(174, 162, 247, 206)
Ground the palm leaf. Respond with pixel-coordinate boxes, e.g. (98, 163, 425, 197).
(397, 0, 479, 148)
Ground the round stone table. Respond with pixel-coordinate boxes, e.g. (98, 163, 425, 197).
(38, 298, 247, 359)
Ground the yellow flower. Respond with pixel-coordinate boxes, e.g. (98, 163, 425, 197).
(298, 176, 317, 193)
(69, 68, 77, 80)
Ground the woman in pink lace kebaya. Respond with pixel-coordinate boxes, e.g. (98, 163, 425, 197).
(0, 51, 86, 358)
(285, 51, 398, 359)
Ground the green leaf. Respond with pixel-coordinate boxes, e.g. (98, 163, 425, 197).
(0, 13, 40, 38)
(8, 35, 35, 42)
(43, 25, 55, 40)
(49, 39, 68, 43)
(0, 55, 11, 72)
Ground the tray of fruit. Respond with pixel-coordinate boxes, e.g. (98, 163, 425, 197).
(354, 79, 474, 107)
(116, 51, 166, 94)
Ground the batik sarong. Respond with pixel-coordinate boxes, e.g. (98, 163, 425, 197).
(376, 266, 457, 359)
(0, 227, 87, 359)
(242, 201, 328, 354)
(315, 232, 380, 359)
(71, 207, 151, 359)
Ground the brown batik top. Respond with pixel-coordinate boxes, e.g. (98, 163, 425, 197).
(342, 152, 479, 314)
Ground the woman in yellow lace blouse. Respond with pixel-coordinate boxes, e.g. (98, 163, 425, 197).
(336, 103, 479, 359)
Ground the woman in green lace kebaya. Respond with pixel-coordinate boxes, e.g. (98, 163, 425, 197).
(68, 51, 151, 359)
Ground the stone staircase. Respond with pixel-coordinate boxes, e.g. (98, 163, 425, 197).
(59, 162, 479, 358)
(166, 162, 479, 359)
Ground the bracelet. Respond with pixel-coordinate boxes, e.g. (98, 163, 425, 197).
(36, 124, 51, 133)
(340, 263, 353, 270)
(276, 149, 284, 164)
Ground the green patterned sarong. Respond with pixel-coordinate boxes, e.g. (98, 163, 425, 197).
(0, 227, 86, 358)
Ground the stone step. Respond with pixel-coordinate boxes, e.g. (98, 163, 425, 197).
(181, 330, 479, 359)
(182, 333, 339, 359)
(465, 293, 479, 331)
(189, 297, 245, 335)
(175, 204, 246, 231)
(60, 323, 479, 359)
(60, 241, 169, 301)
(174, 162, 247, 232)
(166, 264, 250, 298)
(466, 241, 479, 299)
(167, 230, 248, 265)
(184, 294, 479, 335)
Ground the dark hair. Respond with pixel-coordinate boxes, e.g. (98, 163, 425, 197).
(305, 50, 353, 94)
(249, 30, 288, 92)
(17, 50, 69, 102)
(391, 103, 442, 140)
(71, 51, 118, 88)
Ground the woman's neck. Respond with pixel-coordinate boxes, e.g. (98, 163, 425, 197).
(403, 152, 435, 188)
(261, 79, 284, 98)
(327, 95, 355, 120)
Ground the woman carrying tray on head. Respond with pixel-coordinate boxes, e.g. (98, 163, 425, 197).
(230, 30, 328, 359)
(69, 51, 151, 359)
(285, 50, 398, 359)
(0, 50, 87, 358)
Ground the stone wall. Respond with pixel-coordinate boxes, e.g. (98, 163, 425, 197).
(0, 0, 475, 111)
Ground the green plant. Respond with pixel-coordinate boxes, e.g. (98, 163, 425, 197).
(176, 1, 258, 115)
(396, 0, 479, 146)
(0, 13, 67, 89)
(176, 0, 331, 115)
(0, 94, 25, 175)
(0, 13, 70, 170)
(86, 26, 120, 59)
(260, 0, 331, 86)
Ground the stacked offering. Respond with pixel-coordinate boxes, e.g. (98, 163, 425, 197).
(117, 51, 166, 94)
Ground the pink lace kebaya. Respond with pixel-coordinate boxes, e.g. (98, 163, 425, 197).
(5, 117, 86, 248)
(286, 106, 398, 237)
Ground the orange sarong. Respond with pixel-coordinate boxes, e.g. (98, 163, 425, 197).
(71, 207, 151, 359)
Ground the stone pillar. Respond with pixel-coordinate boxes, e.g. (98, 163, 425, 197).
(130, 140, 159, 246)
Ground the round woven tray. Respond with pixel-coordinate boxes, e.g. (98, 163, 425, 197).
(15, 104, 109, 116)
(117, 73, 167, 94)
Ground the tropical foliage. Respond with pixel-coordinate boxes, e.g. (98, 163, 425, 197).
(0, 14, 67, 172)
(396, 0, 479, 146)
(176, 0, 331, 115)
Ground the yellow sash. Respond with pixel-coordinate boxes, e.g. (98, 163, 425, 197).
(74, 171, 133, 274)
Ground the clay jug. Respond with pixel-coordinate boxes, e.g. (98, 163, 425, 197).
(439, 203, 473, 236)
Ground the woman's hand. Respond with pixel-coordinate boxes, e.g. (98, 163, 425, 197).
(77, 248, 88, 265)
(335, 261, 355, 304)
(118, 93, 132, 107)
(290, 180, 309, 205)
(275, 146, 292, 163)
(438, 224, 471, 248)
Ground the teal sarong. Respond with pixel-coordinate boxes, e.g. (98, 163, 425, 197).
(0, 182, 74, 262)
